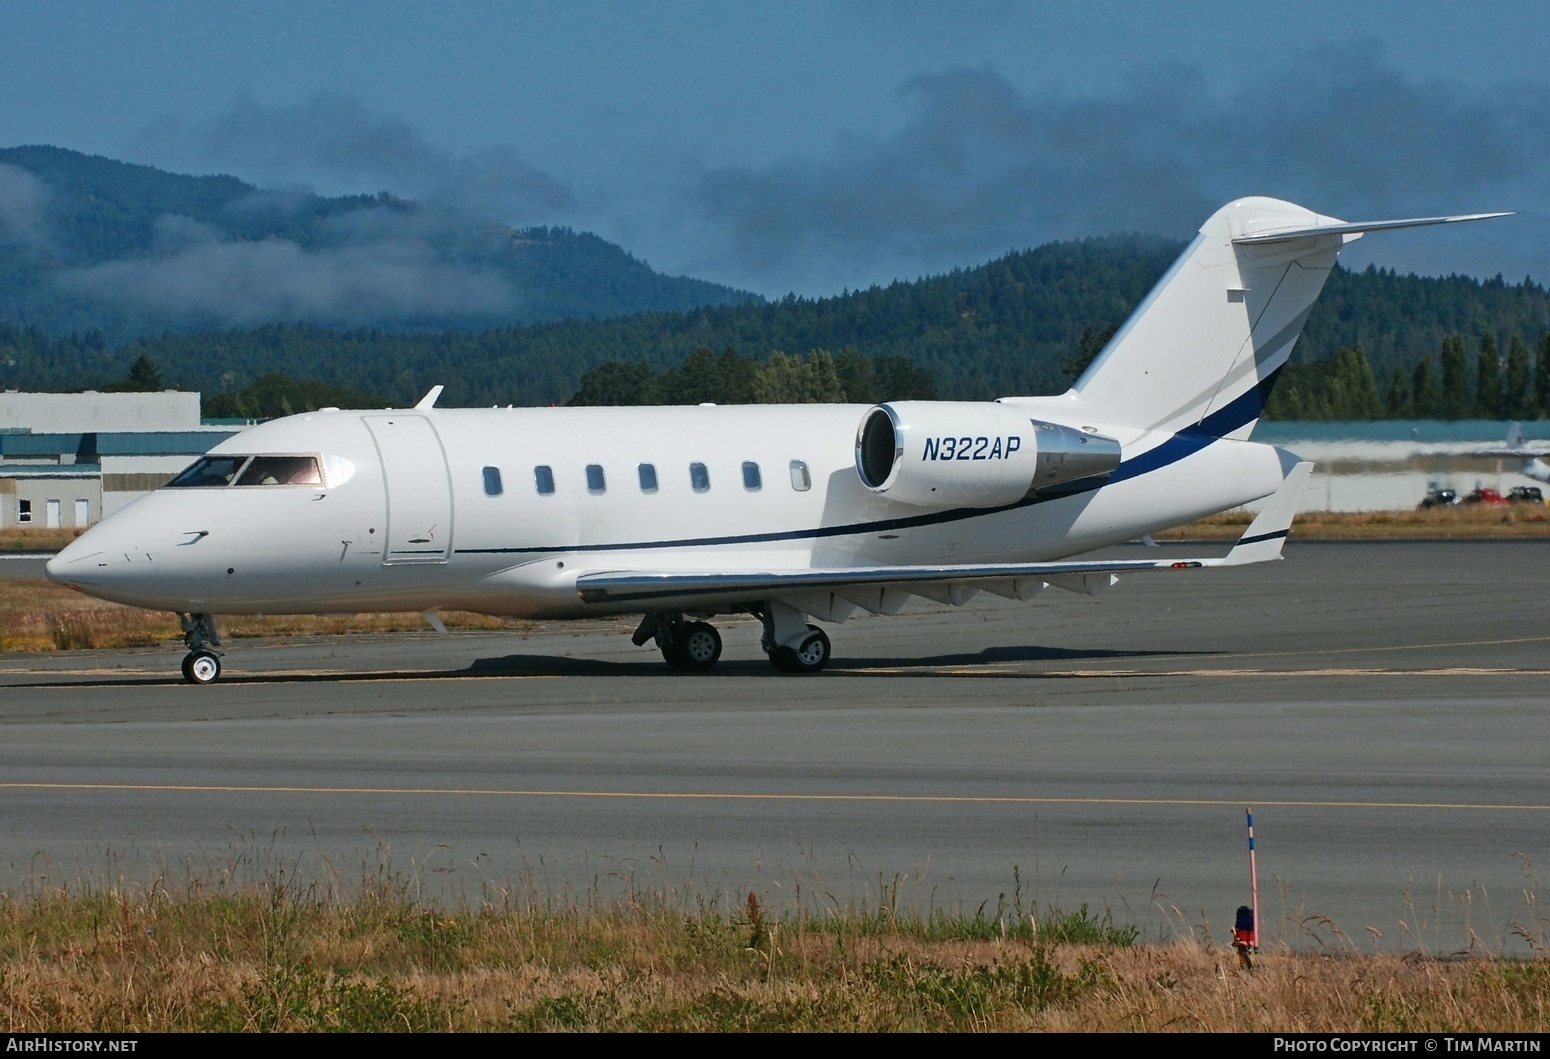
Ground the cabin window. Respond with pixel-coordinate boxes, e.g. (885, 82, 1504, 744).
(534, 465, 555, 495)
(742, 461, 762, 491)
(586, 464, 607, 494)
(16, 499, 31, 524)
(689, 462, 710, 493)
(166, 455, 250, 488)
(789, 460, 811, 491)
(482, 466, 503, 496)
(235, 455, 323, 487)
(638, 463, 658, 493)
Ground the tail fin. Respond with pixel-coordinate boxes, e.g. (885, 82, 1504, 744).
(1069, 198, 1508, 440)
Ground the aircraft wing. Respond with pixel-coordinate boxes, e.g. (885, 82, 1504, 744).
(576, 462, 1312, 613)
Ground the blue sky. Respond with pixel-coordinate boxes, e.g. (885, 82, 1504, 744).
(3, 1, 1548, 296)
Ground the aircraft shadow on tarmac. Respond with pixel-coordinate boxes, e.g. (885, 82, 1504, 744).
(6, 643, 1211, 689)
(462, 642, 1209, 678)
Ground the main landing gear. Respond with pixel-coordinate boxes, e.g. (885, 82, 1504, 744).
(633, 604, 833, 675)
(178, 612, 223, 685)
(759, 602, 831, 674)
(633, 612, 723, 671)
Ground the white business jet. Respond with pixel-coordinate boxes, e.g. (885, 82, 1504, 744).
(1506, 422, 1550, 483)
(46, 197, 1506, 683)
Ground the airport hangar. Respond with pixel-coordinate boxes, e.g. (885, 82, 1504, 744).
(0, 391, 235, 530)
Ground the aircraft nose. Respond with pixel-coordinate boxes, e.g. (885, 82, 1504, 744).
(45, 531, 106, 586)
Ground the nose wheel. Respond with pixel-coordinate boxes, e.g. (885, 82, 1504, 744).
(177, 612, 224, 684)
(181, 650, 222, 685)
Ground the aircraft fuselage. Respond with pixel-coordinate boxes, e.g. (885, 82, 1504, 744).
(46, 400, 1288, 619)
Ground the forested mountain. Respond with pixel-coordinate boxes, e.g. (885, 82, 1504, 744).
(0, 235, 1180, 405)
(0, 146, 757, 341)
(3, 148, 1549, 415)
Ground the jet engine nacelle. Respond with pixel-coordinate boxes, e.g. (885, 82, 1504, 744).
(855, 401, 1121, 508)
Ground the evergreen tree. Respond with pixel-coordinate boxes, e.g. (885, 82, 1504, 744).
(833, 346, 875, 403)
(102, 352, 166, 393)
(872, 356, 937, 400)
(202, 372, 383, 418)
(1504, 334, 1533, 420)
(1331, 344, 1383, 419)
(1440, 334, 1470, 419)
(800, 348, 847, 403)
(1411, 354, 1439, 418)
(1385, 366, 1410, 417)
(127, 353, 164, 390)
(657, 347, 756, 405)
(1537, 333, 1550, 419)
(753, 351, 804, 403)
(566, 360, 658, 406)
(1061, 322, 1119, 384)
(1476, 331, 1501, 418)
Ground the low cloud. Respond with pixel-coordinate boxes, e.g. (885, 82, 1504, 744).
(0, 163, 51, 249)
(58, 218, 515, 327)
(137, 93, 577, 225)
(685, 45, 1550, 292)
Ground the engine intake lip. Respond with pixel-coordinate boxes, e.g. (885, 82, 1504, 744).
(856, 404, 903, 491)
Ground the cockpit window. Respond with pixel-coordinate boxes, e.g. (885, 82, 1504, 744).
(166, 455, 326, 488)
(166, 456, 251, 488)
(235, 456, 323, 487)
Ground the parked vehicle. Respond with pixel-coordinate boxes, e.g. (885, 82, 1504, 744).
(1463, 487, 1510, 506)
(1508, 486, 1545, 504)
(1419, 487, 1460, 508)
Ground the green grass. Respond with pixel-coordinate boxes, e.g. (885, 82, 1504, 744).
(2, 873, 1546, 1032)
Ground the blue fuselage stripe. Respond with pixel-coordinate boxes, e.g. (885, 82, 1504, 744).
(455, 383, 1274, 558)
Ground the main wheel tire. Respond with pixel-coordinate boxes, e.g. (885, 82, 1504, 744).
(679, 621, 722, 670)
(661, 639, 689, 669)
(769, 625, 830, 674)
(769, 647, 799, 673)
(184, 650, 221, 685)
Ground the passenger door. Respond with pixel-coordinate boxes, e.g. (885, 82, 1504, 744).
(364, 415, 454, 564)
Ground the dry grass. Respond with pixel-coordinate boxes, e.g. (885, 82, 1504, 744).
(0, 578, 517, 652)
(1156, 503, 1550, 541)
(0, 880, 1544, 1032)
(0, 527, 83, 551)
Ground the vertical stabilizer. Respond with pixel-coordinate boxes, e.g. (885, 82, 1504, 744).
(1071, 197, 1345, 439)
(1065, 199, 1507, 439)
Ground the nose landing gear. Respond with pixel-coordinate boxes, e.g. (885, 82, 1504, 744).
(178, 612, 224, 684)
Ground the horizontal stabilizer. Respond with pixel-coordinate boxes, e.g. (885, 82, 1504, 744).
(1233, 212, 1510, 245)
(1219, 461, 1312, 566)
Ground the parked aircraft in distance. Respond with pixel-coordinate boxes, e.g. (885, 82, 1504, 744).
(46, 198, 1507, 683)
(1506, 422, 1550, 483)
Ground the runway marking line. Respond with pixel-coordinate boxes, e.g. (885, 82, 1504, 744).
(3, 781, 1546, 812)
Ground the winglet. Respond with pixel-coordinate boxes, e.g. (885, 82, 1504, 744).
(1220, 461, 1313, 566)
(415, 385, 444, 410)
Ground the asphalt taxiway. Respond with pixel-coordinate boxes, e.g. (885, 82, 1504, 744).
(2, 540, 1547, 952)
